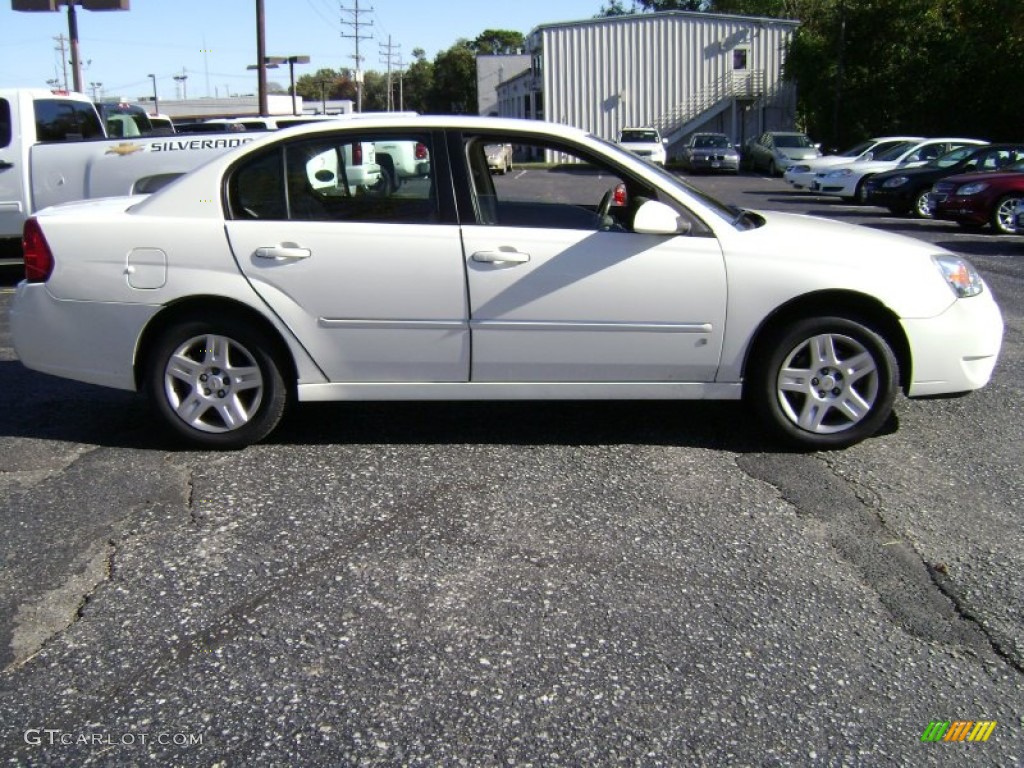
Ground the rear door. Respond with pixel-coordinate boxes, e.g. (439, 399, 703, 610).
(224, 128, 470, 383)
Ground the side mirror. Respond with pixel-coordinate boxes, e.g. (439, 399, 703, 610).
(633, 200, 690, 235)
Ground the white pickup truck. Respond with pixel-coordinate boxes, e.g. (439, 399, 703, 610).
(0, 89, 258, 265)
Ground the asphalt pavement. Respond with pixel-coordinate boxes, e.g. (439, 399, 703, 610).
(0, 173, 1021, 766)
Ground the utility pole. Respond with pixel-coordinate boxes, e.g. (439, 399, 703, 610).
(340, 0, 373, 112)
(53, 33, 69, 91)
(255, 0, 268, 115)
(174, 70, 188, 100)
(379, 35, 400, 111)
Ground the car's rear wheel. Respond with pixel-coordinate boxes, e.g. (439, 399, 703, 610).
(147, 319, 288, 448)
(991, 194, 1022, 234)
(749, 316, 899, 450)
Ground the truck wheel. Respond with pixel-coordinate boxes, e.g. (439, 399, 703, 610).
(146, 319, 288, 448)
(748, 316, 899, 450)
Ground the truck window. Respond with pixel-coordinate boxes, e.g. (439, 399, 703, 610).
(34, 99, 105, 142)
(0, 99, 11, 148)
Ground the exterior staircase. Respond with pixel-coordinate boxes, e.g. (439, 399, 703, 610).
(653, 70, 767, 146)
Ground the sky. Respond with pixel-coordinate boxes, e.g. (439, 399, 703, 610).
(0, 0, 602, 101)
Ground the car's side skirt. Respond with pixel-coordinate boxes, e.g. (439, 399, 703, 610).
(297, 382, 743, 402)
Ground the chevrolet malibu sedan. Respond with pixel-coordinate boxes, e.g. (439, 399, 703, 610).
(929, 161, 1024, 234)
(11, 116, 1004, 449)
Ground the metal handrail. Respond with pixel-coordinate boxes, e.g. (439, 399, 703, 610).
(653, 70, 768, 138)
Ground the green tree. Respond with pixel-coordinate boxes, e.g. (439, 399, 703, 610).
(402, 48, 435, 113)
(469, 29, 526, 55)
(295, 67, 355, 106)
(430, 41, 477, 113)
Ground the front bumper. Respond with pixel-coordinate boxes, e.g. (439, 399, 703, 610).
(930, 195, 991, 226)
(902, 288, 1004, 396)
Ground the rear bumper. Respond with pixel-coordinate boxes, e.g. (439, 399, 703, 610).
(11, 282, 155, 391)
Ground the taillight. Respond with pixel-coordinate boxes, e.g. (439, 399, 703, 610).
(352, 142, 363, 166)
(22, 218, 54, 283)
(415, 142, 428, 160)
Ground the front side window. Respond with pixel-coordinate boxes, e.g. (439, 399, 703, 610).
(462, 134, 706, 234)
(228, 131, 438, 223)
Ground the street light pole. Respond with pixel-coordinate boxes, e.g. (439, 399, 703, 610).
(148, 73, 158, 115)
(255, 0, 268, 116)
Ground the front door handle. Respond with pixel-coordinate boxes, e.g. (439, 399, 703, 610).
(254, 244, 311, 261)
(471, 250, 530, 264)
(0, 160, 14, 170)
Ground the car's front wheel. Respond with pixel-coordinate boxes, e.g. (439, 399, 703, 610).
(146, 319, 288, 448)
(749, 316, 899, 449)
(912, 188, 933, 219)
(991, 194, 1022, 234)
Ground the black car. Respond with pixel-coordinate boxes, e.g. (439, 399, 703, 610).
(864, 143, 1024, 218)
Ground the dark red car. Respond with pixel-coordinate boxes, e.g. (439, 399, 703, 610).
(929, 160, 1024, 233)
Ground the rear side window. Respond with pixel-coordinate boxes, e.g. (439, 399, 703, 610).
(0, 99, 11, 148)
(34, 99, 104, 142)
(228, 132, 440, 224)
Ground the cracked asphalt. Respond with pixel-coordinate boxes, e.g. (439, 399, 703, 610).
(1, 175, 1022, 766)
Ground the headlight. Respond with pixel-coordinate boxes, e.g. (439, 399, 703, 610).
(826, 169, 853, 178)
(882, 176, 909, 188)
(957, 182, 989, 196)
(790, 164, 810, 174)
(932, 254, 984, 298)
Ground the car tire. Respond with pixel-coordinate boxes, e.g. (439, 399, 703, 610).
(748, 316, 899, 450)
(911, 188, 933, 219)
(854, 177, 872, 204)
(146, 319, 288, 448)
(991, 194, 1022, 234)
(768, 160, 778, 177)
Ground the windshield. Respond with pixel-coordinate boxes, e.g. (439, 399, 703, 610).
(620, 130, 660, 143)
(694, 135, 731, 148)
(838, 140, 873, 157)
(874, 141, 918, 161)
(934, 146, 976, 167)
(774, 134, 815, 148)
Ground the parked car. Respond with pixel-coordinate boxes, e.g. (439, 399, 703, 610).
(810, 138, 988, 202)
(784, 136, 924, 190)
(865, 144, 1024, 218)
(929, 160, 1024, 233)
(11, 116, 1003, 451)
(679, 133, 740, 173)
(485, 143, 514, 174)
(617, 127, 666, 166)
(743, 131, 820, 176)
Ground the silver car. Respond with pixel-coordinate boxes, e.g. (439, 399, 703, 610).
(681, 133, 740, 173)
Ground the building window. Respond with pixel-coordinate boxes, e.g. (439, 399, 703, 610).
(733, 48, 749, 71)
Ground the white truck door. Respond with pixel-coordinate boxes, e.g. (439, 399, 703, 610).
(0, 95, 27, 250)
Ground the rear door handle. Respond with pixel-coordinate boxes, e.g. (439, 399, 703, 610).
(0, 160, 14, 170)
(254, 244, 311, 261)
(471, 250, 530, 264)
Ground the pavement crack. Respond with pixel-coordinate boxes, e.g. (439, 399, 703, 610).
(4, 540, 115, 673)
(735, 452, 1004, 665)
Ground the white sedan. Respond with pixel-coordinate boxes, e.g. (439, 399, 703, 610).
(809, 138, 988, 202)
(783, 136, 924, 190)
(11, 117, 1004, 449)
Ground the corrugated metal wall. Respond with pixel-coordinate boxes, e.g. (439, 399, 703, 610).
(537, 12, 797, 142)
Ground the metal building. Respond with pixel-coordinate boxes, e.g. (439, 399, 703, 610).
(494, 10, 800, 157)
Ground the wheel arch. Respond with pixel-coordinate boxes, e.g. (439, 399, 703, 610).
(134, 296, 299, 392)
(741, 289, 912, 394)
